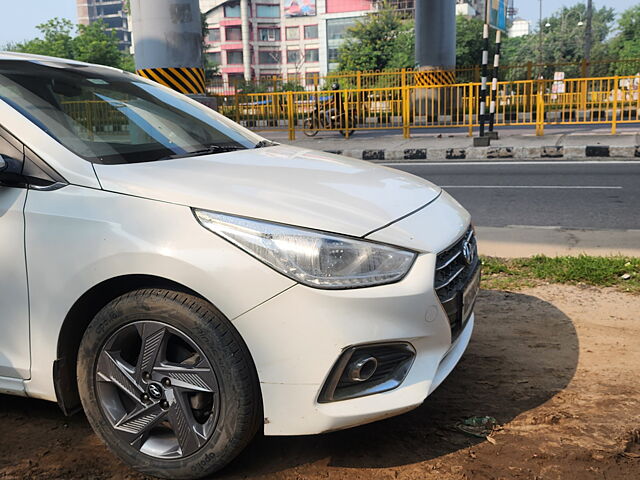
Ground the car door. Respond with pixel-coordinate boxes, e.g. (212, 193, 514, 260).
(0, 126, 30, 379)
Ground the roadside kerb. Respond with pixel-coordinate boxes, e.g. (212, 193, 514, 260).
(319, 145, 640, 162)
(476, 226, 640, 258)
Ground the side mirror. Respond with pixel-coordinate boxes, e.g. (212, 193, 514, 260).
(0, 154, 24, 185)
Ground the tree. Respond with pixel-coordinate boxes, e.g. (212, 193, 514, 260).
(12, 17, 129, 70)
(499, 4, 615, 78)
(120, 53, 136, 72)
(337, 6, 414, 72)
(609, 6, 640, 75)
(201, 13, 219, 80)
(14, 18, 75, 59)
(73, 20, 122, 67)
(456, 15, 496, 67)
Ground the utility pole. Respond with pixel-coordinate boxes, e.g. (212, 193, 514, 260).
(240, 0, 251, 81)
(584, 0, 593, 76)
(538, 0, 543, 72)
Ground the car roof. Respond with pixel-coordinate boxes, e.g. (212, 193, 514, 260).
(0, 51, 124, 74)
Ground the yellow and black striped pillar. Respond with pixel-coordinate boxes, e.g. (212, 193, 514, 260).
(137, 67, 206, 95)
(414, 69, 456, 87)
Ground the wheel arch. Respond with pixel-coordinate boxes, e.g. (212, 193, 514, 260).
(54, 274, 205, 416)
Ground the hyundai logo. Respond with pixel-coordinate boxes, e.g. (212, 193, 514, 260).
(462, 240, 473, 265)
(148, 382, 163, 399)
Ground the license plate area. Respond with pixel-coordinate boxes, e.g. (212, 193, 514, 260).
(461, 267, 481, 323)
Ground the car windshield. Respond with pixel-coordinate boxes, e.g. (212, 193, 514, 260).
(0, 59, 264, 164)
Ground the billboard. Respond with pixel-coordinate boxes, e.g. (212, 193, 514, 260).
(485, 0, 507, 32)
(284, 0, 317, 17)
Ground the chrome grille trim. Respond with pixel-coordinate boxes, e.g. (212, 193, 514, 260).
(433, 225, 480, 342)
(435, 250, 461, 271)
(435, 265, 465, 290)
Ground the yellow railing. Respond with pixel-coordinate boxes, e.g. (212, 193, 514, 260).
(61, 100, 131, 140)
(208, 58, 640, 95)
(58, 77, 640, 141)
(218, 75, 640, 139)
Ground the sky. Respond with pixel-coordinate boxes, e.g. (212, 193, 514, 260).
(514, 0, 637, 27)
(0, 0, 77, 46)
(0, 0, 638, 47)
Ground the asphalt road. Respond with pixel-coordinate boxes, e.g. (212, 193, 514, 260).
(386, 161, 640, 230)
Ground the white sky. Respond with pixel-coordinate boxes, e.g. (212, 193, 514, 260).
(0, 1, 637, 47)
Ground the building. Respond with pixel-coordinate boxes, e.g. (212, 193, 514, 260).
(508, 18, 531, 38)
(76, 0, 132, 52)
(201, 0, 404, 92)
(456, 0, 481, 18)
(456, 1, 518, 22)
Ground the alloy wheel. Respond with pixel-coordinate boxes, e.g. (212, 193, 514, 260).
(94, 320, 219, 459)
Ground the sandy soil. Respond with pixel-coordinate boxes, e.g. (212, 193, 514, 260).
(1, 285, 638, 480)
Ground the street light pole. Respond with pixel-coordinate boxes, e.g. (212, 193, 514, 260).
(584, 0, 593, 75)
(538, 0, 543, 76)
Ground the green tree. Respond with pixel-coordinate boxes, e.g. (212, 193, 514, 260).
(609, 6, 640, 75)
(13, 17, 129, 70)
(337, 6, 414, 72)
(456, 15, 497, 67)
(14, 18, 75, 59)
(73, 20, 122, 67)
(120, 53, 136, 72)
(499, 4, 615, 78)
(201, 13, 220, 80)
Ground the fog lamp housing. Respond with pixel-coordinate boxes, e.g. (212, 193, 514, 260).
(318, 342, 415, 403)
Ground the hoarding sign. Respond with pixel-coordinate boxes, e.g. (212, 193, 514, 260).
(284, 0, 317, 17)
(486, 0, 507, 32)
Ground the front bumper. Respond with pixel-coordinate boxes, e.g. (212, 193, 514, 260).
(231, 192, 474, 436)
(258, 314, 473, 436)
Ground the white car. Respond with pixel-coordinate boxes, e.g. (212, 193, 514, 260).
(0, 53, 479, 479)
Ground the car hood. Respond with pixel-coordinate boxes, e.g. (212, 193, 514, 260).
(94, 145, 441, 237)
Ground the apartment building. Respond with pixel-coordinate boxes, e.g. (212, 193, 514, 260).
(76, 0, 132, 51)
(456, 0, 482, 18)
(200, 0, 498, 91)
(201, 0, 392, 91)
(508, 18, 531, 38)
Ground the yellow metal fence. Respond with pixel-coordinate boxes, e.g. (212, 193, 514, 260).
(207, 58, 640, 95)
(218, 75, 640, 139)
(58, 76, 640, 140)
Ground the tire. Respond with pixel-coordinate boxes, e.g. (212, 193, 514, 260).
(303, 117, 319, 136)
(339, 115, 357, 137)
(77, 289, 261, 479)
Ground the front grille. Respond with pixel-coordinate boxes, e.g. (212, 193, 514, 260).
(434, 226, 480, 341)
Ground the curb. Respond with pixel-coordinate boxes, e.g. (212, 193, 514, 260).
(322, 145, 640, 162)
(476, 226, 640, 258)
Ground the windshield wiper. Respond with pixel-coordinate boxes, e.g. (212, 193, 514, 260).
(161, 144, 245, 160)
(254, 140, 277, 148)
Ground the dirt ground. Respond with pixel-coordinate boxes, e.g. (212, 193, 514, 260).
(1, 284, 639, 480)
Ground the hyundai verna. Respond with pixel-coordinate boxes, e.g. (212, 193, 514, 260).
(0, 53, 479, 479)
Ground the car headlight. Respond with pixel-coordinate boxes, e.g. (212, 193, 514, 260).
(194, 209, 416, 289)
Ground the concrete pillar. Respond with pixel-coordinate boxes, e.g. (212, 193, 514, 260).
(240, 0, 251, 81)
(415, 0, 456, 70)
(413, 0, 458, 122)
(131, 0, 206, 94)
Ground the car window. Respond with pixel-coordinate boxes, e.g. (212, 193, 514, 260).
(0, 126, 23, 163)
(0, 60, 263, 165)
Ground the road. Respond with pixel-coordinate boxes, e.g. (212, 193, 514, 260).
(386, 160, 640, 230)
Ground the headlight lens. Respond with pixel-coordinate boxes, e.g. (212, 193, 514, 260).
(194, 210, 416, 289)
